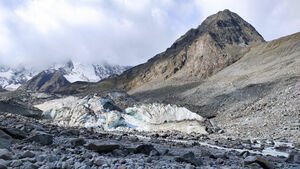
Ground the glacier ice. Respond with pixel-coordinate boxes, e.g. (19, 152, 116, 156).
(35, 95, 207, 134)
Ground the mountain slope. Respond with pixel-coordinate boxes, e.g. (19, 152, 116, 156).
(112, 9, 264, 91)
(20, 70, 71, 93)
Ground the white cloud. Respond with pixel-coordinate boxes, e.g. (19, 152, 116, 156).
(15, 0, 102, 34)
(0, 0, 299, 69)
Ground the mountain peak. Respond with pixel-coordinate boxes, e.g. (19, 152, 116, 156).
(200, 9, 265, 46)
(107, 10, 266, 91)
(171, 9, 264, 54)
(20, 70, 70, 93)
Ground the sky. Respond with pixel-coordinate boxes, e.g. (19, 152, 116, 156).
(0, 0, 299, 69)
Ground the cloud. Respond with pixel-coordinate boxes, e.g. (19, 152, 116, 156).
(0, 0, 299, 69)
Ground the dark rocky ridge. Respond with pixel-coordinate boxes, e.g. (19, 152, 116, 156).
(20, 70, 70, 93)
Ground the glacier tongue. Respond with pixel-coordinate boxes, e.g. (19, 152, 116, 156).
(35, 95, 207, 134)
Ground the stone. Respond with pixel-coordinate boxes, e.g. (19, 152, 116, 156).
(134, 144, 159, 155)
(160, 149, 169, 155)
(286, 150, 300, 164)
(0, 149, 12, 160)
(244, 156, 274, 169)
(20, 151, 35, 158)
(0, 131, 11, 149)
(70, 138, 86, 147)
(21, 161, 39, 169)
(185, 164, 195, 169)
(27, 131, 53, 145)
(128, 136, 139, 142)
(85, 142, 120, 153)
(93, 157, 106, 166)
(36, 154, 47, 162)
(150, 150, 160, 156)
(0, 159, 8, 169)
(175, 152, 202, 167)
(0, 127, 27, 139)
(0, 164, 6, 169)
(47, 155, 59, 162)
(112, 149, 129, 157)
(10, 160, 22, 167)
(239, 151, 250, 158)
(74, 162, 81, 169)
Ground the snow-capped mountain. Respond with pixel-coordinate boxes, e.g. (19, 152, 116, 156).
(0, 61, 130, 91)
(53, 61, 130, 83)
(0, 66, 36, 90)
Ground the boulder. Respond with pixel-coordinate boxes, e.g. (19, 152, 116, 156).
(0, 149, 12, 160)
(85, 142, 120, 153)
(20, 151, 35, 159)
(0, 131, 11, 150)
(175, 152, 202, 167)
(0, 159, 8, 169)
(134, 144, 159, 155)
(0, 127, 27, 139)
(70, 138, 86, 147)
(286, 150, 300, 164)
(244, 156, 274, 169)
(26, 131, 53, 145)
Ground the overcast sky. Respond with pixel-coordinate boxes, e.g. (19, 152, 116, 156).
(0, 0, 299, 69)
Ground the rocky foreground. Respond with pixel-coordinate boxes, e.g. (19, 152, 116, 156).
(0, 112, 299, 169)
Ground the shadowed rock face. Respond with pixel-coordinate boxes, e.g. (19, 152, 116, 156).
(0, 100, 42, 119)
(110, 9, 264, 91)
(20, 70, 70, 93)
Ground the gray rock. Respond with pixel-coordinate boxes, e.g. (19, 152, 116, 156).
(0, 127, 27, 139)
(93, 157, 106, 166)
(134, 144, 159, 155)
(46, 155, 59, 162)
(0, 159, 7, 169)
(175, 152, 202, 167)
(36, 154, 47, 162)
(70, 137, 86, 147)
(74, 162, 81, 169)
(0, 149, 12, 160)
(286, 150, 300, 164)
(244, 156, 274, 169)
(0, 131, 11, 150)
(27, 131, 53, 145)
(20, 161, 39, 169)
(85, 142, 120, 153)
(185, 164, 195, 169)
(10, 160, 22, 167)
(128, 136, 139, 142)
(150, 150, 160, 156)
(0, 164, 6, 169)
(20, 151, 35, 159)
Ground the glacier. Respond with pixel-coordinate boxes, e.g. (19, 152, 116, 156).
(35, 95, 208, 134)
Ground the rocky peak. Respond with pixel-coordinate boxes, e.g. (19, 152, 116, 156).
(201, 9, 264, 46)
(20, 70, 70, 93)
(170, 9, 264, 54)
